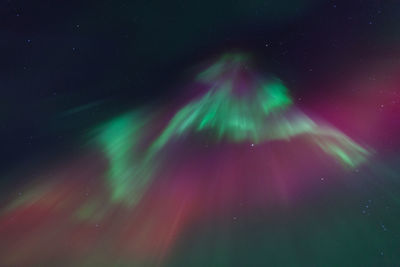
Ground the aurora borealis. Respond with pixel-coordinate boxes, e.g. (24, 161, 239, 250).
(2, 0, 400, 266)
(0, 52, 389, 266)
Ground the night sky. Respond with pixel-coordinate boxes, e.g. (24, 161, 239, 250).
(1, 0, 400, 266)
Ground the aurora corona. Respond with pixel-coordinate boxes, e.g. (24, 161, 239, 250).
(95, 53, 370, 204)
(0, 52, 372, 266)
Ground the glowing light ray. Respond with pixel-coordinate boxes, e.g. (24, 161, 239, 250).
(89, 53, 370, 205)
(94, 112, 156, 205)
(149, 53, 369, 168)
